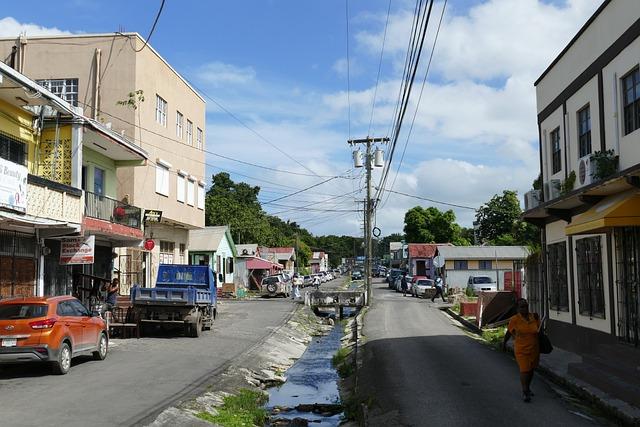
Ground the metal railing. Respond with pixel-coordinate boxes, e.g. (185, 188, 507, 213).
(84, 191, 142, 229)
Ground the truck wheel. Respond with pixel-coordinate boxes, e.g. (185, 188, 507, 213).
(191, 315, 202, 338)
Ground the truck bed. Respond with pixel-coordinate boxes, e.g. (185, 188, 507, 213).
(131, 286, 213, 306)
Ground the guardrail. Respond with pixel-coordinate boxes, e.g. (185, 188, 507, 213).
(84, 191, 141, 229)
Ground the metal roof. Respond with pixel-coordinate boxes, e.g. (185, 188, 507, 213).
(189, 226, 233, 252)
(436, 245, 530, 260)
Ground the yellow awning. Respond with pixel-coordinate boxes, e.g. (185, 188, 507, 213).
(565, 190, 640, 235)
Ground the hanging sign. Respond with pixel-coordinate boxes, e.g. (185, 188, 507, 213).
(144, 209, 163, 223)
(0, 157, 28, 213)
(60, 236, 95, 265)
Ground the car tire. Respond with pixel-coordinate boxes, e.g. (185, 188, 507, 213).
(52, 342, 72, 375)
(93, 332, 108, 361)
(266, 283, 277, 293)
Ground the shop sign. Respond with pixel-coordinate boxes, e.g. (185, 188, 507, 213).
(60, 236, 95, 265)
(0, 157, 28, 213)
(144, 209, 163, 223)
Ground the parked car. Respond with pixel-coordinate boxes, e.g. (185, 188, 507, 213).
(303, 275, 313, 287)
(394, 275, 413, 292)
(261, 275, 292, 297)
(411, 278, 435, 298)
(387, 268, 404, 288)
(351, 270, 363, 281)
(0, 296, 108, 375)
(466, 275, 497, 295)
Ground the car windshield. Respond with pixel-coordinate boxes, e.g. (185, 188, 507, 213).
(473, 277, 493, 284)
(417, 280, 434, 286)
(0, 304, 48, 320)
(263, 277, 279, 285)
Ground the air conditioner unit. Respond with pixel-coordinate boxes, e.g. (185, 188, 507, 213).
(578, 155, 595, 187)
(524, 189, 542, 210)
(544, 179, 561, 201)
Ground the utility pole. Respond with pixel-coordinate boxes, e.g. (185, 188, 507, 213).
(349, 137, 388, 305)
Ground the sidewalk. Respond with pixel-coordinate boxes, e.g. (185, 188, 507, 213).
(446, 307, 640, 426)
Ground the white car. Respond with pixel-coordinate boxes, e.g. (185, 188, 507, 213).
(411, 278, 435, 298)
(466, 276, 497, 295)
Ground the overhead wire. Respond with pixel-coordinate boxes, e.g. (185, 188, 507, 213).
(134, 0, 166, 53)
(378, 187, 476, 210)
(368, 0, 393, 137)
(345, 0, 352, 140)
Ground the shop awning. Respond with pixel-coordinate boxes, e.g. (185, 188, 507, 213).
(246, 257, 281, 270)
(565, 190, 640, 235)
(0, 210, 80, 229)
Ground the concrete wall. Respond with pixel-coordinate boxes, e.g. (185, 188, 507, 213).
(82, 147, 116, 198)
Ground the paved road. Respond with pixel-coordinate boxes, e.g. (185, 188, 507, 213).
(358, 279, 610, 427)
(0, 298, 295, 427)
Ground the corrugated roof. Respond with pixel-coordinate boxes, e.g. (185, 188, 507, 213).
(408, 244, 438, 259)
(189, 226, 230, 251)
(436, 245, 530, 260)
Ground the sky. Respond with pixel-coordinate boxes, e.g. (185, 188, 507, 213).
(0, 0, 603, 237)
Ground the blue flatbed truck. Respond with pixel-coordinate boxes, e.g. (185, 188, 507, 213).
(130, 264, 217, 337)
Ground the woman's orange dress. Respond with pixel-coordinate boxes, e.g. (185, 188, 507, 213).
(507, 313, 540, 373)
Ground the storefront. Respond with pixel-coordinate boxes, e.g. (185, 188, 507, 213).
(0, 229, 37, 297)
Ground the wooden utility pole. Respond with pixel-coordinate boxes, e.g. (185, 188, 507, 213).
(348, 137, 388, 304)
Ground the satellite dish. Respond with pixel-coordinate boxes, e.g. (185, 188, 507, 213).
(433, 255, 445, 268)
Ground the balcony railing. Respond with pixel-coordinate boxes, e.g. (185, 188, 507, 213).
(84, 191, 142, 229)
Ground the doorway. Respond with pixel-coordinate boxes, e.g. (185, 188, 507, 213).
(615, 227, 640, 347)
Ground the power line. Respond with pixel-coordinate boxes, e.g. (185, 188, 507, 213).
(345, 0, 352, 140)
(368, 0, 393, 136)
(378, 187, 476, 210)
(135, 0, 166, 53)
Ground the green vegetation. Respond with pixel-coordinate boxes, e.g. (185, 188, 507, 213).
(482, 327, 506, 350)
(197, 389, 268, 427)
(403, 206, 470, 245)
(451, 303, 460, 314)
(475, 190, 539, 247)
(332, 347, 354, 378)
(561, 171, 576, 194)
(592, 149, 619, 180)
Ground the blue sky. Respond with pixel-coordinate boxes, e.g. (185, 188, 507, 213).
(0, 0, 602, 236)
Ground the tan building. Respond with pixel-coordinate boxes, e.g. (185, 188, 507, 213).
(0, 33, 207, 286)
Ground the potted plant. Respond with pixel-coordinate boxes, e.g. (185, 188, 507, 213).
(591, 149, 619, 180)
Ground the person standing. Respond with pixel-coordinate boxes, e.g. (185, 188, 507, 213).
(502, 298, 541, 402)
(100, 277, 120, 317)
(400, 271, 408, 297)
(431, 277, 446, 302)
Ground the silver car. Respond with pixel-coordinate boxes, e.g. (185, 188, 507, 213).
(411, 278, 434, 298)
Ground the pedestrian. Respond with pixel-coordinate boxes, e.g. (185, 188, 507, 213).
(502, 298, 541, 403)
(431, 277, 446, 302)
(100, 277, 120, 318)
(292, 275, 302, 300)
(313, 275, 321, 290)
(400, 271, 408, 297)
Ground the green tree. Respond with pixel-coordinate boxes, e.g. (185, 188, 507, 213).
(475, 190, 539, 246)
(403, 206, 467, 244)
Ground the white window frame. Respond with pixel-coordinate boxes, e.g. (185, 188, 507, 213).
(196, 127, 203, 150)
(36, 78, 79, 106)
(176, 171, 186, 203)
(155, 95, 167, 127)
(155, 164, 170, 196)
(187, 178, 195, 206)
(159, 241, 175, 264)
(197, 182, 205, 210)
(186, 120, 193, 145)
(176, 111, 183, 138)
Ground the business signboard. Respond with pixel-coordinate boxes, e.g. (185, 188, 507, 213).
(0, 157, 28, 213)
(60, 236, 95, 265)
(144, 209, 162, 223)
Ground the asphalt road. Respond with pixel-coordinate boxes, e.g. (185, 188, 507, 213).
(0, 298, 295, 427)
(358, 279, 611, 427)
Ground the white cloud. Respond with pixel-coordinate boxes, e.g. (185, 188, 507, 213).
(0, 17, 72, 37)
(196, 61, 256, 87)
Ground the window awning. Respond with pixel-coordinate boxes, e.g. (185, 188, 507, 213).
(565, 190, 640, 235)
(0, 210, 79, 229)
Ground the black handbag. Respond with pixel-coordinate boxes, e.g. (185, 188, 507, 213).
(538, 329, 553, 354)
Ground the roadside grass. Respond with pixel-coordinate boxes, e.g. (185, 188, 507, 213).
(197, 389, 268, 427)
(451, 303, 460, 314)
(332, 347, 354, 378)
(482, 327, 506, 350)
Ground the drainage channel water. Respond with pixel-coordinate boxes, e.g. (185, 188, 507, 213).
(265, 322, 346, 426)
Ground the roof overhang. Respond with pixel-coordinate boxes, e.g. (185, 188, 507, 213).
(84, 119, 148, 162)
(565, 189, 640, 235)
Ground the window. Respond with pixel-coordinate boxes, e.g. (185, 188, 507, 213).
(176, 111, 183, 138)
(94, 167, 105, 196)
(547, 242, 569, 312)
(196, 127, 203, 150)
(186, 120, 193, 145)
(177, 173, 186, 203)
(575, 236, 605, 318)
(155, 95, 167, 127)
(550, 127, 561, 174)
(197, 183, 205, 210)
(454, 260, 468, 270)
(36, 78, 78, 106)
(159, 241, 175, 264)
(622, 68, 640, 135)
(187, 179, 195, 206)
(577, 105, 591, 158)
(478, 260, 492, 270)
(155, 164, 169, 196)
(0, 132, 27, 166)
(179, 244, 186, 264)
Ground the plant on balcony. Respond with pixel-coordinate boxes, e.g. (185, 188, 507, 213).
(560, 171, 576, 195)
(591, 149, 619, 181)
(532, 173, 542, 191)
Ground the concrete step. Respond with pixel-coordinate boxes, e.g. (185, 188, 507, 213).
(568, 362, 640, 407)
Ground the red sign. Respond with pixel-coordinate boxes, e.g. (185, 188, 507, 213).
(144, 239, 155, 251)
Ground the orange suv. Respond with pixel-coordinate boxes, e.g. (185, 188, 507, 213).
(0, 296, 108, 374)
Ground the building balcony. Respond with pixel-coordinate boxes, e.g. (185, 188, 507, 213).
(84, 191, 142, 229)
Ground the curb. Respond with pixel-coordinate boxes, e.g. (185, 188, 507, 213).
(444, 308, 482, 334)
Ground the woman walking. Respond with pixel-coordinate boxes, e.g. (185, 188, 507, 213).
(502, 298, 540, 402)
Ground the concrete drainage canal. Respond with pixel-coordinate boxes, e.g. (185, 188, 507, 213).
(266, 322, 346, 426)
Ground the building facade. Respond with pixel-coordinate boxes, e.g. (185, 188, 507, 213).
(189, 226, 236, 287)
(0, 33, 207, 287)
(523, 1, 640, 358)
